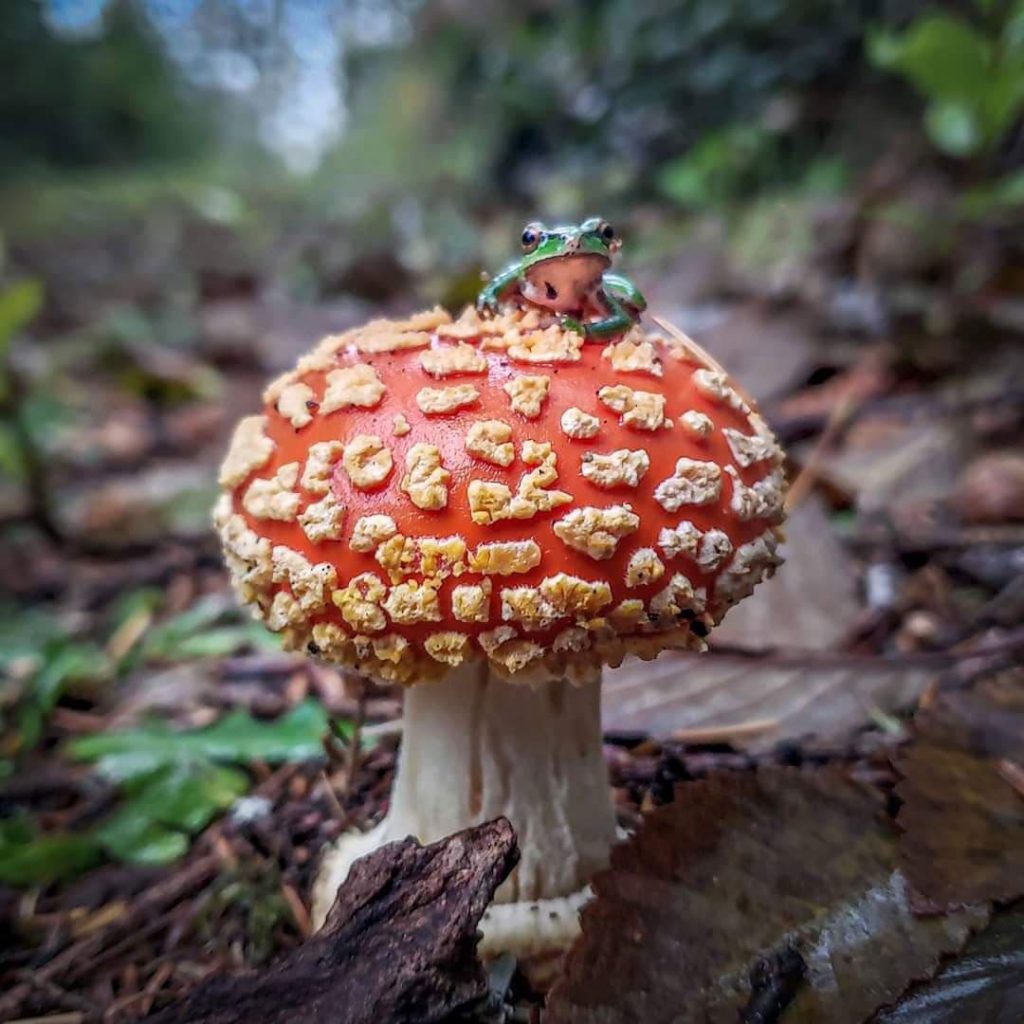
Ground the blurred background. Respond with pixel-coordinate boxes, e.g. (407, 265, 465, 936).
(1, 0, 1022, 1017)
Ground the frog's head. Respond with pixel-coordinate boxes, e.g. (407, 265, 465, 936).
(517, 217, 620, 313)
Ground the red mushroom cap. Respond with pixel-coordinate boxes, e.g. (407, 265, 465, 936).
(214, 305, 785, 684)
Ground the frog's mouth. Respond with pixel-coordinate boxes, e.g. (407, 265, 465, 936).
(521, 254, 609, 313)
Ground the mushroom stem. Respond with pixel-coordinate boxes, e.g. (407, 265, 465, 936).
(313, 662, 617, 960)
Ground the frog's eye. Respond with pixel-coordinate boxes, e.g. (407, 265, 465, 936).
(521, 225, 542, 252)
(599, 221, 616, 243)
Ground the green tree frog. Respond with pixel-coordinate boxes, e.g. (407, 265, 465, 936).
(477, 217, 647, 338)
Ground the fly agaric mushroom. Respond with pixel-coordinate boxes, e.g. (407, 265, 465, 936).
(214, 304, 785, 965)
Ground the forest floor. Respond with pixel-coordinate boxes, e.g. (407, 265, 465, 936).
(1, 181, 1022, 1021)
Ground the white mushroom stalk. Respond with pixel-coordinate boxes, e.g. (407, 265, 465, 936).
(312, 662, 617, 960)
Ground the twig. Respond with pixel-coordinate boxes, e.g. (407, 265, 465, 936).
(0, 856, 220, 1017)
(671, 718, 780, 744)
(784, 393, 860, 512)
(320, 770, 346, 822)
(997, 759, 1024, 799)
(281, 882, 313, 938)
(7, 1015, 85, 1024)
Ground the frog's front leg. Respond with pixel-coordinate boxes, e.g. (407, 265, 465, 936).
(580, 273, 647, 338)
(476, 263, 522, 315)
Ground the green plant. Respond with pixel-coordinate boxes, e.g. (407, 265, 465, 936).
(655, 123, 779, 209)
(0, 701, 334, 885)
(1, 594, 278, 760)
(869, 2, 1024, 157)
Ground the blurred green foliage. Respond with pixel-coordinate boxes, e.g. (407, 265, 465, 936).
(70, 696, 332, 776)
(0, 0, 934, 221)
(870, 0, 1024, 156)
(0, 0, 208, 176)
(0, 817, 103, 885)
(0, 279, 44, 479)
(1, 594, 280, 765)
(201, 863, 295, 964)
(0, 700, 333, 884)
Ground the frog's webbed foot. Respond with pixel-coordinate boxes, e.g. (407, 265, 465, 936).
(476, 292, 500, 317)
(581, 290, 639, 339)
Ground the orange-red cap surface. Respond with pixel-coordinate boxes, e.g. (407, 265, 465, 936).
(214, 305, 786, 684)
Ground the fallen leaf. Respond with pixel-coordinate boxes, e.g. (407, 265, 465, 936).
(546, 769, 987, 1024)
(953, 450, 1024, 524)
(815, 417, 964, 518)
(913, 674, 1024, 758)
(897, 673, 1024, 908)
(874, 902, 1024, 1024)
(602, 498, 929, 753)
(712, 497, 861, 650)
(898, 743, 1024, 908)
(602, 650, 932, 752)
(146, 818, 518, 1024)
(690, 303, 819, 404)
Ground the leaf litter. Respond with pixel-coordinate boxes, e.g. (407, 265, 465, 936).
(2, 136, 1023, 1023)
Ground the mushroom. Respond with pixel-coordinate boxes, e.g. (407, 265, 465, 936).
(214, 303, 786, 968)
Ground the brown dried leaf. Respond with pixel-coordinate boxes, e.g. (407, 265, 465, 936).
(897, 673, 1024, 909)
(602, 651, 932, 752)
(898, 743, 1024, 909)
(547, 769, 987, 1024)
(874, 902, 1024, 1024)
(913, 673, 1024, 759)
(695, 305, 819, 403)
(712, 497, 861, 651)
(815, 418, 964, 518)
(603, 499, 932, 752)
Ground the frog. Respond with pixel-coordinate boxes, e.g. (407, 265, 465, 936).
(476, 217, 647, 338)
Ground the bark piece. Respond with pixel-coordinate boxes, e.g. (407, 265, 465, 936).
(146, 818, 518, 1024)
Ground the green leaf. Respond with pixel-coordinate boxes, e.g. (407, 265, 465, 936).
(95, 806, 189, 865)
(172, 623, 281, 659)
(138, 594, 234, 659)
(0, 817, 102, 885)
(69, 700, 331, 781)
(655, 124, 775, 209)
(127, 762, 249, 832)
(961, 170, 1024, 217)
(16, 641, 110, 750)
(872, 15, 992, 103)
(135, 595, 277, 663)
(980, 61, 1024, 137)
(0, 605, 68, 669)
(0, 280, 43, 355)
(0, 423, 25, 479)
(926, 100, 983, 156)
